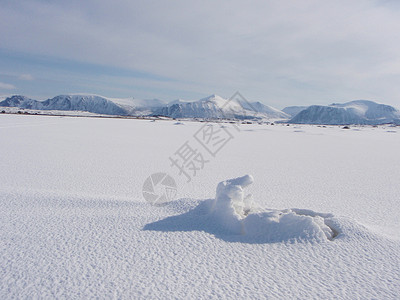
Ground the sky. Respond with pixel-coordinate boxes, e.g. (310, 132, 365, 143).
(1, 0, 400, 109)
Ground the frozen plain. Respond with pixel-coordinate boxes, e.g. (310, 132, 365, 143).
(0, 114, 399, 299)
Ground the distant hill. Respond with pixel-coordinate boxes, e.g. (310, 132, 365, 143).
(3, 94, 398, 124)
(289, 100, 400, 125)
(0, 94, 127, 115)
(0, 95, 41, 109)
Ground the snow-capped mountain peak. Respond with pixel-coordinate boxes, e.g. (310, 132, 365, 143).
(154, 94, 289, 120)
(197, 94, 242, 111)
(0, 95, 38, 108)
(40, 94, 128, 115)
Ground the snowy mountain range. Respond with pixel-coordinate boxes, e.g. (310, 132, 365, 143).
(0, 94, 128, 116)
(288, 100, 400, 125)
(1, 94, 399, 124)
(155, 94, 289, 120)
(0, 94, 289, 120)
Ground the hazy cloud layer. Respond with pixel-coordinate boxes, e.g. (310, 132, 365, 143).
(0, 82, 16, 90)
(19, 74, 34, 81)
(1, 0, 400, 107)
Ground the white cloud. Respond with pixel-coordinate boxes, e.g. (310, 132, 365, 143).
(0, 82, 16, 90)
(19, 74, 34, 81)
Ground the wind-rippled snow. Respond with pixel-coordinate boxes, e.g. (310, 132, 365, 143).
(0, 115, 399, 298)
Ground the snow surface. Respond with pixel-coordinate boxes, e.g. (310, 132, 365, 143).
(0, 114, 400, 298)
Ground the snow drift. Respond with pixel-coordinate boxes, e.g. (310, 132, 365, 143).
(145, 175, 339, 243)
(211, 175, 336, 241)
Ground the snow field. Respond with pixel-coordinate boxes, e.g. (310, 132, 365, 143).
(0, 114, 399, 298)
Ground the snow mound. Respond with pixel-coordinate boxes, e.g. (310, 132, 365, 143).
(145, 175, 339, 243)
(212, 175, 336, 241)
